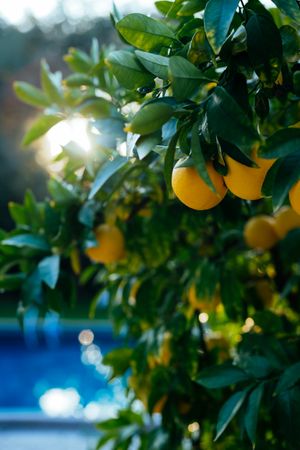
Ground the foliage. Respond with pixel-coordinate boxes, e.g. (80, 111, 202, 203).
(1, 1, 300, 449)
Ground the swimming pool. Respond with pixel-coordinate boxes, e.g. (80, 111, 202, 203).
(0, 319, 126, 422)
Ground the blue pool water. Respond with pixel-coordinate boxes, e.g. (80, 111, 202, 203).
(0, 320, 125, 420)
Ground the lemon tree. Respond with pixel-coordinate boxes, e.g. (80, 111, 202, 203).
(1, 1, 300, 449)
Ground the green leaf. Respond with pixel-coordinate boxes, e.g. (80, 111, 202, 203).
(155, 1, 175, 16)
(207, 87, 259, 156)
(48, 179, 78, 205)
(77, 97, 115, 119)
(275, 362, 300, 395)
(41, 59, 62, 104)
(14, 81, 51, 108)
(64, 73, 94, 87)
(2, 234, 50, 252)
(270, 0, 300, 21)
(238, 355, 273, 379)
(64, 48, 93, 73)
(136, 133, 161, 159)
(220, 268, 244, 319)
(246, 14, 282, 82)
(178, 0, 206, 16)
(259, 128, 300, 159)
(22, 115, 62, 146)
(116, 13, 178, 52)
(219, 139, 256, 167)
(103, 347, 133, 378)
(187, 28, 211, 65)
(261, 158, 282, 197)
(164, 129, 180, 191)
(215, 389, 249, 441)
(196, 364, 250, 389)
(244, 384, 264, 447)
(271, 154, 300, 210)
(89, 155, 128, 199)
(156, 1, 183, 18)
(191, 123, 215, 192)
(8, 202, 27, 226)
(280, 26, 300, 62)
(0, 273, 26, 291)
(38, 255, 60, 289)
(276, 387, 300, 449)
(169, 56, 210, 100)
(106, 50, 154, 90)
(128, 103, 174, 135)
(135, 50, 169, 80)
(204, 0, 239, 54)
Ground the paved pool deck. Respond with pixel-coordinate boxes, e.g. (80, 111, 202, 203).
(0, 416, 100, 450)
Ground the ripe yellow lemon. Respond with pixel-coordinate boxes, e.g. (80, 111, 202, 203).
(171, 162, 227, 210)
(244, 215, 279, 250)
(274, 206, 300, 238)
(289, 181, 300, 215)
(224, 153, 275, 200)
(85, 224, 125, 264)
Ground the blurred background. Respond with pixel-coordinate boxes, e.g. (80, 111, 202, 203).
(0, 2, 150, 448)
(0, 0, 154, 231)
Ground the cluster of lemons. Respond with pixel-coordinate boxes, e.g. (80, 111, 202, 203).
(171, 150, 274, 210)
(244, 206, 300, 251)
(171, 148, 300, 215)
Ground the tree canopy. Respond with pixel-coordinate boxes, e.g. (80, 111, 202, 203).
(1, 1, 300, 449)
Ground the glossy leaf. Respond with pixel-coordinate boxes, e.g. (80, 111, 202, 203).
(280, 25, 300, 62)
(204, 0, 239, 54)
(22, 115, 62, 146)
(2, 234, 50, 252)
(271, 153, 300, 210)
(103, 347, 133, 378)
(164, 129, 180, 191)
(106, 50, 154, 90)
(191, 123, 215, 192)
(38, 255, 60, 289)
(275, 362, 300, 395)
(244, 384, 264, 447)
(215, 389, 249, 441)
(196, 364, 250, 389)
(246, 14, 282, 82)
(169, 56, 210, 100)
(77, 97, 115, 119)
(48, 179, 78, 204)
(136, 133, 161, 159)
(14, 81, 50, 108)
(135, 50, 169, 79)
(187, 28, 211, 65)
(116, 13, 177, 52)
(207, 87, 259, 156)
(271, 0, 300, 21)
(178, 0, 206, 16)
(89, 155, 128, 199)
(238, 355, 273, 379)
(127, 103, 174, 135)
(259, 128, 300, 159)
(41, 59, 62, 104)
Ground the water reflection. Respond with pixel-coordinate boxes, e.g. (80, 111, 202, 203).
(36, 329, 127, 420)
(39, 387, 81, 417)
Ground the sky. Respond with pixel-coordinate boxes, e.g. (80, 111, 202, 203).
(0, 0, 153, 28)
(0, 0, 275, 29)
